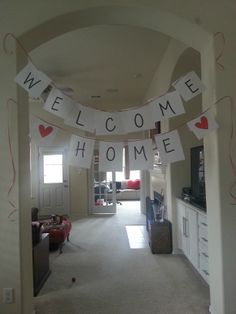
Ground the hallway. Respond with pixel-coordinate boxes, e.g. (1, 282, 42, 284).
(35, 201, 210, 314)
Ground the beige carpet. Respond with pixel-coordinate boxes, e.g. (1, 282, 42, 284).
(34, 201, 210, 314)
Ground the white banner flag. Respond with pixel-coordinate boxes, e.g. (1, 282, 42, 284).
(151, 91, 185, 122)
(30, 119, 59, 146)
(155, 130, 185, 164)
(69, 135, 95, 169)
(99, 142, 124, 172)
(64, 103, 95, 133)
(121, 105, 156, 134)
(14, 62, 51, 98)
(128, 139, 153, 170)
(95, 111, 124, 135)
(173, 71, 206, 101)
(187, 112, 219, 140)
(43, 87, 74, 119)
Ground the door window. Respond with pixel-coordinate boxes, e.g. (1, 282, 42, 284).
(43, 154, 63, 184)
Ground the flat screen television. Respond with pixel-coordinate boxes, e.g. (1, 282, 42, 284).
(190, 145, 206, 210)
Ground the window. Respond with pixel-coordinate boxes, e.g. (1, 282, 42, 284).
(43, 154, 63, 183)
(106, 148, 140, 181)
(129, 170, 140, 180)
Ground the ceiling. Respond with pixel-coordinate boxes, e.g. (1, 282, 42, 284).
(31, 25, 170, 111)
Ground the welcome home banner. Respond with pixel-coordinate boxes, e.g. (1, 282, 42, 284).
(16, 62, 220, 169)
(15, 63, 206, 136)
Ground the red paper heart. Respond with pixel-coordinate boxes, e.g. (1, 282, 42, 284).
(39, 124, 53, 137)
(195, 116, 208, 129)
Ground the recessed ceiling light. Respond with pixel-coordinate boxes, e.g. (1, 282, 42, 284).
(106, 88, 119, 93)
(133, 73, 143, 79)
(60, 87, 74, 93)
(57, 86, 74, 96)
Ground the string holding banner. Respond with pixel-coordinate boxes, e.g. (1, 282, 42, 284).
(6, 99, 18, 221)
(3, 32, 34, 63)
(5, 32, 236, 203)
(214, 32, 226, 71)
(226, 96, 236, 203)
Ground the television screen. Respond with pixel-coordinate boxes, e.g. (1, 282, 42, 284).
(191, 145, 206, 209)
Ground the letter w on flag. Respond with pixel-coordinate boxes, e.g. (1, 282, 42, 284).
(15, 62, 51, 98)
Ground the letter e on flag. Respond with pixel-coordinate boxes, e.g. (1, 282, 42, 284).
(155, 130, 185, 164)
(173, 71, 206, 102)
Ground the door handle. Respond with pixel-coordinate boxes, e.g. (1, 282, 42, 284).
(185, 218, 188, 238)
(182, 217, 185, 236)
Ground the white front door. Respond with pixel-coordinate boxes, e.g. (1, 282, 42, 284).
(39, 148, 69, 216)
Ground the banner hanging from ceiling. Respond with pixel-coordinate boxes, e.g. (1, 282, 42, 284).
(99, 142, 124, 172)
(68, 135, 95, 169)
(128, 139, 153, 170)
(15, 62, 51, 98)
(15, 63, 220, 170)
(43, 87, 74, 119)
(155, 130, 185, 164)
(30, 118, 59, 146)
(187, 111, 219, 140)
(15, 63, 209, 136)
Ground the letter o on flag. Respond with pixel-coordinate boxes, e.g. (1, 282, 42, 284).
(106, 147, 115, 161)
(134, 113, 144, 128)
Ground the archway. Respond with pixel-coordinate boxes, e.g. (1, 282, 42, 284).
(16, 5, 215, 313)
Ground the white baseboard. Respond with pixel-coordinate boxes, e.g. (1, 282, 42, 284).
(172, 248, 182, 255)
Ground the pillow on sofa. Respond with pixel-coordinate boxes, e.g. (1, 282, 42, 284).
(121, 180, 128, 189)
(127, 179, 140, 190)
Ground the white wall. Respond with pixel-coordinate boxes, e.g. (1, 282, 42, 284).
(29, 101, 89, 220)
(144, 42, 203, 249)
(168, 48, 202, 249)
(1, 2, 236, 314)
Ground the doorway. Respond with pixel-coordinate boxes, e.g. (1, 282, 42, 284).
(39, 147, 69, 216)
(91, 153, 117, 214)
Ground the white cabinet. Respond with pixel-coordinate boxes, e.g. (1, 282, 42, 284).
(177, 200, 189, 256)
(198, 213, 209, 284)
(176, 200, 198, 269)
(188, 208, 199, 269)
(176, 199, 209, 284)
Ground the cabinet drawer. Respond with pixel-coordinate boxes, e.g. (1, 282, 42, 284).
(199, 253, 209, 284)
(199, 241, 209, 260)
(198, 214, 208, 228)
(199, 225, 208, 246)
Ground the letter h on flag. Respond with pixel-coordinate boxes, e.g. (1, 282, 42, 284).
(69, 135, 95, 169)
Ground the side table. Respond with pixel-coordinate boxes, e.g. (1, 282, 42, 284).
(32, 233, 51, 296)
(148, 219, 172, 254)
